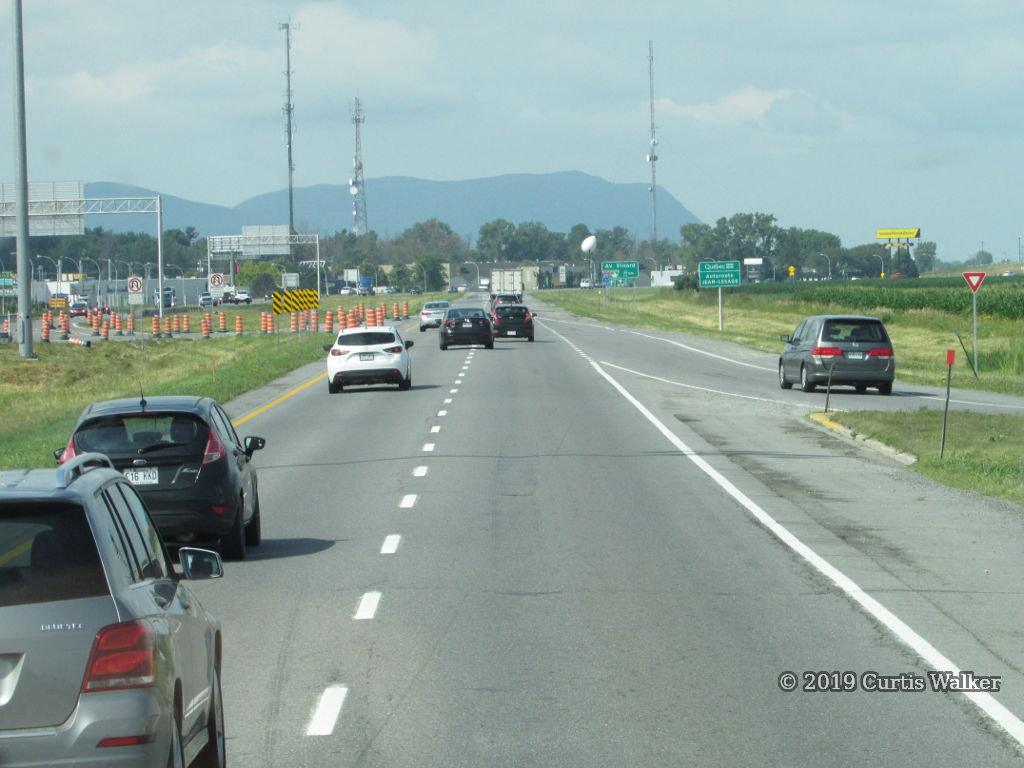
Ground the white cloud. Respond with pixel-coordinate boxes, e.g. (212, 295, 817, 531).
(661, 87, 796, 127)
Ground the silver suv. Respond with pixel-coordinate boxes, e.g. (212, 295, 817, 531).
(0, 453, 226, 767)
(779, 314, 895, 394)
(418, 300, 451, 331)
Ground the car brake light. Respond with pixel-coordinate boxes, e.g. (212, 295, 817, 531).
(202, 428, 225, 465)
(868, 347, 894, 358)
(811, 346, 843, 357)
(330, 348, 349, 356)
(58, 436, 76, 464)
(98, 735, 155, 748)
(524, 312, 532, 321)
(383, 345, 403, 353)
(81, 620, 156, 692)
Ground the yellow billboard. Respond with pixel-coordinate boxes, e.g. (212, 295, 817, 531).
(876, 228, 921, 239)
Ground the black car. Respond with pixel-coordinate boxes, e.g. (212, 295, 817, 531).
(57, 395, 266, 559)
(439, 307, 493, 350)
(491, 303, 536, 341)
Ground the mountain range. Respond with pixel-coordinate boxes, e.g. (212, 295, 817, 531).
(84, 171, 700, 242)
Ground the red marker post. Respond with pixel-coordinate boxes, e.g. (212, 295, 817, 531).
(940, 349, 955, 458)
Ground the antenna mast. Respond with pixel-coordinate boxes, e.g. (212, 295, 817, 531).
(350, 98, 368, 235)
(646, 40, 659, 248)
(280, 21, 296, 234)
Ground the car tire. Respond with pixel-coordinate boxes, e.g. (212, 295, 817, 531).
(245, 493, 261, 546)
(877, 382, 893, 395)
(779, 362, 792, 389)
(419, 326, 425, 333)
(485, 340, 494, 349)
(167, 709, 185, 768)
(193, 670, 225, 768)
(220, 506, 247, 561)
(327, 378, 341, 394)
(855, 384, 868, 393)
(528, 335, 534, 342)
(399, 371, 412, 390)
(800, 365, 815, 392)
(439, 342, 447, 350)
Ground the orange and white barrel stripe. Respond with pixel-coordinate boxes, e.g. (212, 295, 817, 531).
(235, 316, 243, 335)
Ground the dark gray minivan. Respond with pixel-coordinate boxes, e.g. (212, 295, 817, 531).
(779, 315, 895, 394)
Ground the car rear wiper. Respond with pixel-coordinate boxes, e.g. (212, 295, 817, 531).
(137, 441, 188, 455)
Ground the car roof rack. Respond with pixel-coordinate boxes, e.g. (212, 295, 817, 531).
(55, 452, 115, 489)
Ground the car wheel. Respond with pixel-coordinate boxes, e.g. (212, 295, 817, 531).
(855, 384, 867, 393)
(167, 709, 185, 768)
(877, 382, 893, 395)
(327, 377, 340, 394)
(800, 365, 815, 392)
(439, 342, 447, 350)
(220, 506, 247, 561)
(779, 362, 792, 389)
(485, 340, 494, 349)
(399, 370, 412, 390)
(419, 326, 425, 332)
(528, 335, 534, 342)
(193, 670, 225, 768)
(245, 492, 261, 546)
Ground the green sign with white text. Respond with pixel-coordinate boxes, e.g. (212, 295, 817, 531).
(698, 261, 741, 288)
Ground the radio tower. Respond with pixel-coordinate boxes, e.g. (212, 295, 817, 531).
(646, 40, 659, 248)
(349, 98, 368, 235)
(280, 20, 296, 234)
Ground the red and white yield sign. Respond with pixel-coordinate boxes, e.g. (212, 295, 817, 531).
(126, 276, 143, 293)
(963, 272, 986, 293)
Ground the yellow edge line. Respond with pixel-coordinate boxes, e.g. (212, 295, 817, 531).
(232, 373, 327, 428)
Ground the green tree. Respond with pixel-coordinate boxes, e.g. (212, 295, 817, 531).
(914, 241, 937, 273)
(476, 219, 516, 261)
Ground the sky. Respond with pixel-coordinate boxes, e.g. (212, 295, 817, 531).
(2, 0, 1023, 262)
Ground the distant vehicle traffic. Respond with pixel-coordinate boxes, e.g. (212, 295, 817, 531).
(324, 326, 413, 392)
(0, 453, 225, 767)
(224, 291, 251, 304)
(779, 315, 895, 395)
(199, 292, 218, 307)
(491, 303, 536, 342)
(57, 395, 266, 560)
(439, 307, 493, 350)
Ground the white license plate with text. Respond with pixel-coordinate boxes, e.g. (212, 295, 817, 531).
(124, 468, 159, 485)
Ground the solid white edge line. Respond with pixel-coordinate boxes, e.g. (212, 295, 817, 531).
(381, 534, 401, 554)
(306, 685, 348, 736)
(545, 322, 1024, 748)
(399, 494, 416, 508)
(354, 591, 381, 620)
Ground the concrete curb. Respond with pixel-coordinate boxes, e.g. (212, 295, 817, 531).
(808, 412, 918, 466)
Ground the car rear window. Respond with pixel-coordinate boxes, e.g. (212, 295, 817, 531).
(0, 501, 108, 607)
(424, 302, 449, 310)
(75, 414, 208, 459)
(821, 320, 889, 344)
(447, 309, 486, 319)
(496, 307, 528, 318)
(337, 332, 397, 346)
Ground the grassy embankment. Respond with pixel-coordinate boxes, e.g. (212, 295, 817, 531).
(538, 283, 1024, 505)
(0, 294, 444, 469)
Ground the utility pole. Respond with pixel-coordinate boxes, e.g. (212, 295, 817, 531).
(12, 0, 33, 358)
(646, 41, 659, 255)
(280, 21, 296, 235)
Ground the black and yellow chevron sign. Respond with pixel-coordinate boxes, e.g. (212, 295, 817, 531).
(271, 289, 320, 315)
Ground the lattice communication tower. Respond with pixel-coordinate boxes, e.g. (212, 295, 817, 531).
(646, 40, 659, 246)
(349, 98, 368, 235)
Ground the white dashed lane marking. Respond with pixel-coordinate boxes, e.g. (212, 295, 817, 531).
(306, 685, 348, 736)
(381, 535, 401, 554)
(354, 591, 381, 620)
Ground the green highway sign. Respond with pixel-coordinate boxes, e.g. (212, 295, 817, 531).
(601, 260, 639, 280)
(698, 260, 741, 288)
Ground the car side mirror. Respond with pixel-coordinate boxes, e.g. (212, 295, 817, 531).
(405, 340, 414, 349)
(323, 344, 333, 352)
(244, 436, 266, 456)
(178, 547, 224, 580)
(53, 447, 65, 463)
(780, 335, 790, 343)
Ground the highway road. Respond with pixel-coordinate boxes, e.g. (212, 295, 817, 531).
(191, 293, 1024, 766)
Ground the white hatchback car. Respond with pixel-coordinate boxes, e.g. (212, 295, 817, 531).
(324, 326, 414, 393)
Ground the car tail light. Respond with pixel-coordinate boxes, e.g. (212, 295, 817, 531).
(868, 347, 894, 358)
(202, 428, 225, 465)
(98, 735, 155, 748)
(58, 436, 76, 464)
(330, 348, 349, 356)
(811, 346, 843, 358)
(383, 345, 403, 353)
(524, 311, 533, 321)
(81, 620, 156, 692)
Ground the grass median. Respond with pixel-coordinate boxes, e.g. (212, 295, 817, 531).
(538, 287, 1024, 506)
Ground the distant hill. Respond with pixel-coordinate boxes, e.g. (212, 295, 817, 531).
(85, 171, 700, 241)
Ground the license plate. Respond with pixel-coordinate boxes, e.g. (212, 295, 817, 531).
(507, 330, 516, 335)
(462, 321, 473, 328)
(359, 352, 375, 361)
(846, 351, 865, 360)
(124, 468, 158, 485)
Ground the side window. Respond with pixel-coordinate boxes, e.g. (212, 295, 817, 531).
(804, 319, 823, 347)
(210, 407, 240, 449)
(791, 321, 806, 343)
(100, 492, 141, 583)
(102, 487, 159, 581)
(114, 483, 168, 580)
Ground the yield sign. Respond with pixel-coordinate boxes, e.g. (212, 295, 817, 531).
(962, 272, 986, 293)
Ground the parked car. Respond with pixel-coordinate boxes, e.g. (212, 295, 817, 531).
(779, 315, 895, 394)
(56, 395, 266, 560)
(0, 452, 225, 767)
(324, 325, 413, 392)
(439, 307, 493, 350)
(491, 303, 536, 341)
(419, 300, 451, 331)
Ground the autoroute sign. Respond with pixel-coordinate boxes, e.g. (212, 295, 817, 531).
(698, 260, 741, 288)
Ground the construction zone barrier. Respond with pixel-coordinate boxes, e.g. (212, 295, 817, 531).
(402, 300, 410, 318)
(41, 317, 50, 342)
(151, 316, 160, 337)
(67, 337, 91, 348)
(348, 310, 360, 328)
(235, 316, 243, 336)
(325, 312, 334, 335)
(267, 314, 275, 334)
(218, 312, 227, 334)
(126, 314, 135, 335)
(60, 314, 70, 340)
(392, 303, 401, 321)
(163, 317, 173, 337)
(182, 315, 191, 334)
(201, 315, 211, 339)
(91, 312, 101, 336)
(172, 315, 181, 334)
(311, 310, 319, 332)
(290, 313, 299, 333)
(113, 313, 123, 336)
(100, 318, 110, 341)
